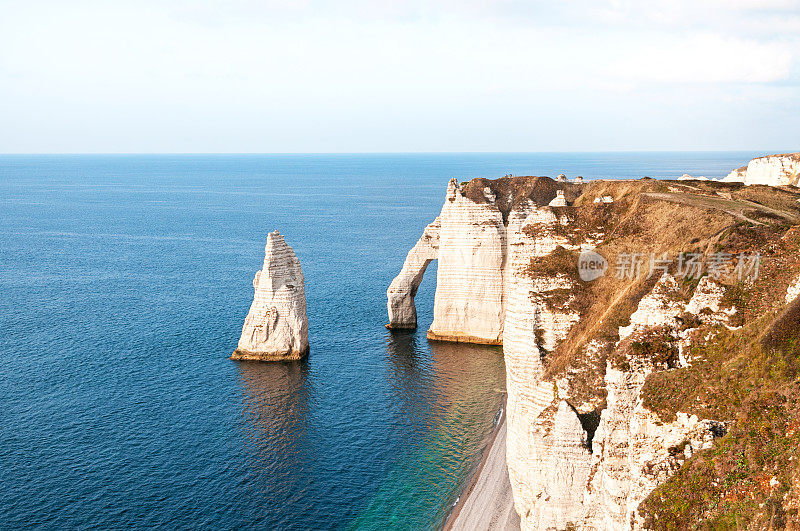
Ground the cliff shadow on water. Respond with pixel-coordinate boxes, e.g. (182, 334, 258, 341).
(347, 330, 506, 530)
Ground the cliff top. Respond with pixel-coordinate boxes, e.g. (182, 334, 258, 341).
(460, 176, 581, 216)
(758, 152, 800, 160)
(458, 174, 800, 224)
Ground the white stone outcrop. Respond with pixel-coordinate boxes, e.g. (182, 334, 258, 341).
(548, 190, 567, 207)
(686, 276, 724, 315)
(428, 179, 506, 344)
(593, 196, 613, 203)
(232, 231, 309, 361)
(619, 274, 683, 341)
(723, 166, 747, 183)
(386, 217, 440, 329)
(786, 274, 800, 304)
(724, 153, 800, 187)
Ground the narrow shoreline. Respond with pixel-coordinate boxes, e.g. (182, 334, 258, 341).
(443, 394, 517, 530)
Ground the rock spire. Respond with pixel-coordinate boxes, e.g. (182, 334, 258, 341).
(232, 231, 309, 361)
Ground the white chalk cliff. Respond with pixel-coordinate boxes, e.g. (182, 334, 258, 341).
(387, 177, 570, 344)
(724, 152, 800, 187)
(232, 231, 309, 361)
(428, 180, 506, 344)
(387, 175, 800, 529)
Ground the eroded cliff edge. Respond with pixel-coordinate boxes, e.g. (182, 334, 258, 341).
(390, 176, 800, 529)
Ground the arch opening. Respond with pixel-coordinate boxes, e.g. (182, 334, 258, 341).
(386, 217, 440, 329)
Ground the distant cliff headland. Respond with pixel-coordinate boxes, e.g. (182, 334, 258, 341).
(390, 153, 800, 529)
(724, 153, 800, 187)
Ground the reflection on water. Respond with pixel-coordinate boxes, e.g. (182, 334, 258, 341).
(385, 330, 438, 437)
(235, 361, 315, 527)
(237, 360, 312, 457)
(349, 332, 506, 530)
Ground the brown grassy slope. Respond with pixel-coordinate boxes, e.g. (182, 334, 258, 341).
(639, 306, 800, 529)
(565, 182, 800, 529)
(635, 219, 800, 528)
(539, 179, 740, 404)
(539, 179, 800, 376)
(507, 177, 800, 527)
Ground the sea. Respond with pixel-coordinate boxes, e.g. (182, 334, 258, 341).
(0, 152, 760, 529)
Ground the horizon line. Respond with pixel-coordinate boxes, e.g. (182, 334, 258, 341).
(0, 149, 787, 156)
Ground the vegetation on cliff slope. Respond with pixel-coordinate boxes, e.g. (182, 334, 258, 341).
(520, 177, 800, 528)
(640, 306, 800, 529)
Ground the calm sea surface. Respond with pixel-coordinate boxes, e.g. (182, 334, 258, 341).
(0, 153, 759, 529)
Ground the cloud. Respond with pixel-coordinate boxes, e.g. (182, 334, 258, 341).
(605, 34, 795, 85)
(0, 0, 798, 151)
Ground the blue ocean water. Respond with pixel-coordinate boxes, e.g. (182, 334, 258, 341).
(0, 153, 759, 530)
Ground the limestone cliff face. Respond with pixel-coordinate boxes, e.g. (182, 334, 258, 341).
(564, 275, 727, 529)
(724, 152, 800, 187)
(504, 272, 732, 530)
(502, 203, 582, 525)
(583, 363, 723, 529)
(428, 179, 507, 344)
(723, 165, 748, 183)
(232, 231, 309, 361)
(389, 176, 800, 528)
(387, 176, 569, 345)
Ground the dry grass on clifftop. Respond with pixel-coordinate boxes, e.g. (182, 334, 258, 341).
(540, 179, 736, 404)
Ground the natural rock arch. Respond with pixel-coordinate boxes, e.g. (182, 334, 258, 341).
(386, 217, 440, 329)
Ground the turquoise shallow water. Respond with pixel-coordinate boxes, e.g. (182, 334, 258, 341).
(0, 153, 759, 529)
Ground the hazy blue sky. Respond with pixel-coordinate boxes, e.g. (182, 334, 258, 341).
(1, 0, 799, 152)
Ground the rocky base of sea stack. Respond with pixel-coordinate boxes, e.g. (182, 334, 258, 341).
(426, 330, 503, 345)
(384, 323, 416, 330)
(230, 346, 309, 362)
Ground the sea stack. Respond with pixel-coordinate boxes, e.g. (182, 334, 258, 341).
(232, 231, 309, 361)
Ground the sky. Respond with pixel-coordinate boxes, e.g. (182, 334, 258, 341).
(1, 0, 799, 153)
